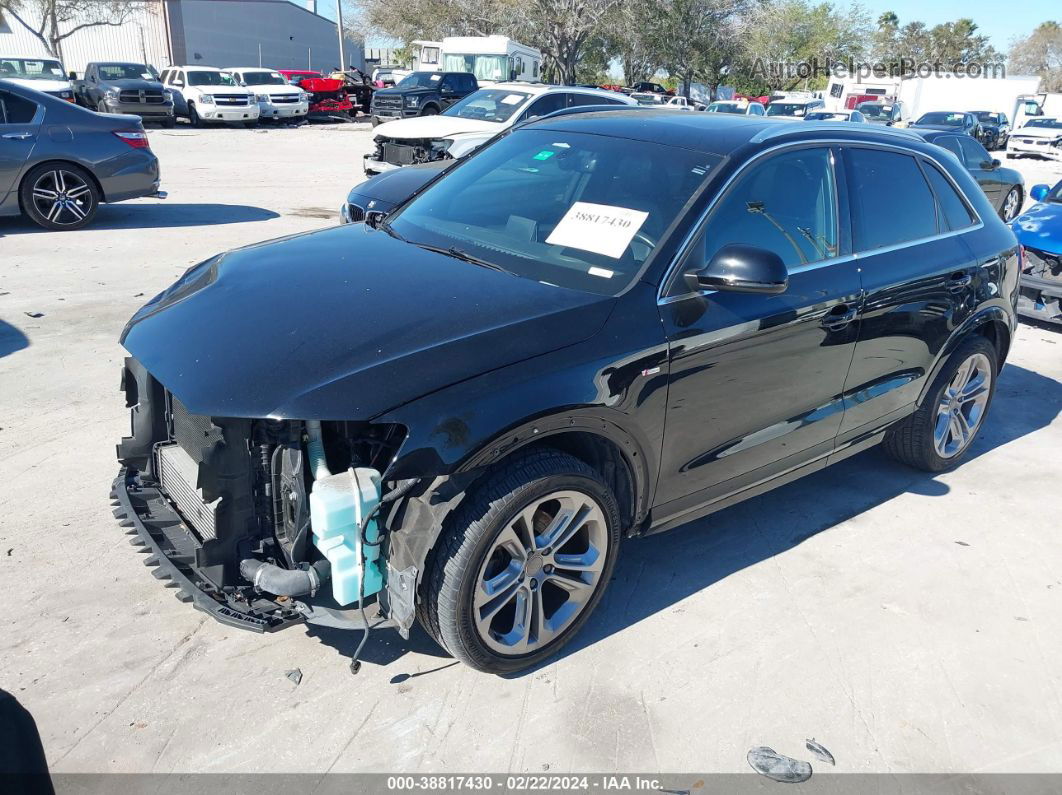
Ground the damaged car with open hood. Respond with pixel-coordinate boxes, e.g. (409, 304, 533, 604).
(114, 111, 1018, 674)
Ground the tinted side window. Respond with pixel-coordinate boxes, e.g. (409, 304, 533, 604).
(0, 91, 38, 124)
(567, 93, 616, 108)
(461, 74, 476, 92)
(923, 161, 976, 232)
(688, 147, 838, 273)
(958, 137, 990, 167)
(520, 93, 566, 121)
(935, 136, 963, 162)
(846, 147, 937, 251)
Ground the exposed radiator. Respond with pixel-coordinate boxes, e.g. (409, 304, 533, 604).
(156, 442, 220, 540)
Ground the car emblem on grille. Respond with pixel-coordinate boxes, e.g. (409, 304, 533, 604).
(139, 89, 145, 103)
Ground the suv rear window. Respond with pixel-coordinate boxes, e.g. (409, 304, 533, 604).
(846, 147, 937, 251)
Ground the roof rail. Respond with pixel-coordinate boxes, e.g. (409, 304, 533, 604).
(749, 120, 924, 143)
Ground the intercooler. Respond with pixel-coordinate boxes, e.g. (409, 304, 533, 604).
(156, 442, 220, 541)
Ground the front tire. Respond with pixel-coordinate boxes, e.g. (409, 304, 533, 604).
(420, 105, 439, 116)
(419, 449, 622, 673)
(19, 163, 100, 230)
(883, 336, 998, 472)
(187, 102, 202, 127)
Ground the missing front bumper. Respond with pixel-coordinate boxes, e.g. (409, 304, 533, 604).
(112, 469, 394, 633)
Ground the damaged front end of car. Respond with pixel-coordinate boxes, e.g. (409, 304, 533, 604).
(370, 135, 454, 170)
(113, 356, 418, 637)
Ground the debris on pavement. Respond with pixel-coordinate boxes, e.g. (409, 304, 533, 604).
(23, 312, 44, 318)
(805, 738, 835, 766)
(747, 746, 813, 783)
(285, 668, 303, 686)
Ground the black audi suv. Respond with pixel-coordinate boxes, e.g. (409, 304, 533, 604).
(115, 111, 1019, 674)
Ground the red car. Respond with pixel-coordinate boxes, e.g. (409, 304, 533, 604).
(277, 70, 353, 119)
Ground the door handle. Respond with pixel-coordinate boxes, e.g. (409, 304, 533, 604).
(822, 303, 858, 331)
(2, 132, 33, 140)
(947, 273, 973, 293)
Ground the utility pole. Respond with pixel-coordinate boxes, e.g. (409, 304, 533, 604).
(335, 0, 346, 71)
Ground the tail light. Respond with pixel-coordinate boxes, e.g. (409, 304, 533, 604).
(113, 130, 150, 150)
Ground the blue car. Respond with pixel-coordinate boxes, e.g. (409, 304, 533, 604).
(1011, 180, 1062, 324)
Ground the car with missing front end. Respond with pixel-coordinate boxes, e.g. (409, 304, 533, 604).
(1011, 179, 1062, 324)
(115, 112, 1018, 674)
(364, 83, 635, 175)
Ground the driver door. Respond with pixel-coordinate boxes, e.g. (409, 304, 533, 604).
(654, 145, 862, 522)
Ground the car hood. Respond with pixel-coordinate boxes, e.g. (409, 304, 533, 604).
(347, 162, 446, 207)
(1012, 201, 1062, 253)
(374, 115, 501, 140)
(121, 224, 615, 419)
(5, 77, 69, 93)
(248, 83, 301, 94)
(1014, 127, 1062, 139)
(103, 78, 164, 91)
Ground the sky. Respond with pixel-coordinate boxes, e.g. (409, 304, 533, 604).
(864, 0, 1054, 51)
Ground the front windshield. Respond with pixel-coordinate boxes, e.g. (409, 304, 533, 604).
(442, 89, 530, 122)
(1046, 182, 1062, 202)
(1025, 119, 1062, 129)
(856, 103, 888, 118)
(397, 71, 445, 88)
(443, 54, 507, 82)
(0, 58, 64, 80)
(241, 71, 287, 86)
(633, 94, 661, 105)
(766, 103, 808, 117)
(389, 129, 721, 296)
(187, 71, 236, 87)
(974, 112, 999, 123)
(98, 63, 159, 81)
(917, 112, 965, 126)
(706, 102, 742, 113)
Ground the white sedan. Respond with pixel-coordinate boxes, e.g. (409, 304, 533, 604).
(1007, 118, 1062, 160)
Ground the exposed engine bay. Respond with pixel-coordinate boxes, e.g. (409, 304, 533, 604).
(114, 357, 411, 640)
(371, 136, 454, 168)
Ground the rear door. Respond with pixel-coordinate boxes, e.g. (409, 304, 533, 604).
(837, 145, 979, 440)
(0, 89, 40, 205)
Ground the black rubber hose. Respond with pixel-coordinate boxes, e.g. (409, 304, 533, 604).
(240, 558, 330, 597)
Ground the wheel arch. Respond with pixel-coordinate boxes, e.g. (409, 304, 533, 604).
(916, 306, 1012, 407)
(18, 158, 106, 210)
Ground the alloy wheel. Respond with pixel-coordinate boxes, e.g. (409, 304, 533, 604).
(473, 490, 608, 655)
(1002, 189, 1021, 222)
(933, 352, 992, 458)
(31, 169, 94, 227)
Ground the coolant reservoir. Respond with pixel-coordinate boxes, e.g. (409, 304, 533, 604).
(309, 467, 384, 605)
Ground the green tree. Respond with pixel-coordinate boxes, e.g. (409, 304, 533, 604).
(1008, 21, 1062, 92)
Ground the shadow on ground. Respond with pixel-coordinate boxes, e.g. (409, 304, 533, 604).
(0, 319, 29, 359)
(0, 203, 278, 233)
(303, 364, 1061, 676)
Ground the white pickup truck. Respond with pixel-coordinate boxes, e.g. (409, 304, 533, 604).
(159, 66, 259, 126)
(225, 67, 310, 122)
(0, 55, 74, 102)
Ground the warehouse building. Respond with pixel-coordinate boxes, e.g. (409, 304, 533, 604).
(0, 0, 363, 76)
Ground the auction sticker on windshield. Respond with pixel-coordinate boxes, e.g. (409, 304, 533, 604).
(546, 202, 649, 259)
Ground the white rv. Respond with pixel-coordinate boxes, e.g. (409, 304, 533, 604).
(440, 36, 541, 83)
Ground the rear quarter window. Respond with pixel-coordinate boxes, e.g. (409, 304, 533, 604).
(922, 161, 977, 232)
(845, 147, 938, 251)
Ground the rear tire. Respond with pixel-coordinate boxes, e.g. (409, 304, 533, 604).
(19, 162, 100, 231)
(418, 449, 622, 673)
(883, 336, 998, 472)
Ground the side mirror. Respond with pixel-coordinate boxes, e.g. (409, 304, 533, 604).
(1030, 184, 1051, 202)
(685, 244, 789, 295)
(68, 71, 78, 81)
(982, 159, 1000, 170)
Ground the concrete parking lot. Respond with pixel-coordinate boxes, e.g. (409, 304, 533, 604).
(2, 125, 1062, 775)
